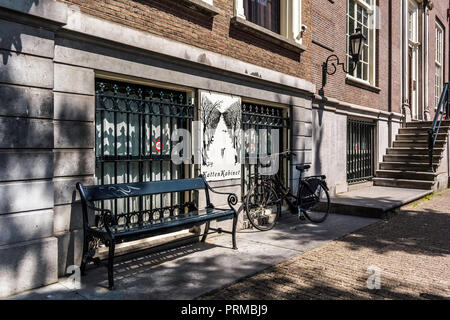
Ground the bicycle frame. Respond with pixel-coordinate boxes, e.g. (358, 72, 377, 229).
(249, 172, 328, 215)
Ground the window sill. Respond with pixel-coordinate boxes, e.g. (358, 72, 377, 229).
(345, 75, 380, 93)
(179, 0, 222, 16)
(230, 16, 307, 53)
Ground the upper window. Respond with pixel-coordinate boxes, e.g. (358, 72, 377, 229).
(235, 0, 303, 45)
(435, 21, 444, 108)
(244, 0, 281, 34)
(346, 0, 375, 84)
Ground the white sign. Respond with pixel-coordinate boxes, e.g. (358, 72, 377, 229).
(200, 91, 242, 181)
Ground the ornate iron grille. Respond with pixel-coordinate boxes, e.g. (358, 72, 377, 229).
(95, 79, 194, 226)
(241, 103, 290, 196)
(347, 118, 375, 184)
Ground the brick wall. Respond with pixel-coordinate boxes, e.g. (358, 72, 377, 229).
(58, 0, 312, 82)
(311, 0, 392, 113)
(311, 0, 449, 116)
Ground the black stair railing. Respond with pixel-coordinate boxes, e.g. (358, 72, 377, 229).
(428, 82, 449, 172)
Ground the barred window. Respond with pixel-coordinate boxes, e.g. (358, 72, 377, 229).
(347, 0, 375, 84)
(241, 103, 290, 195)
(94, 79, 194, 224)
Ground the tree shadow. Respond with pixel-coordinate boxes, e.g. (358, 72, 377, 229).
(335, 207, 450, 257)
(0, 0, 40, 64)
(0, 0, 88, 297)
(198, 196, 450, 300)
(200, 262, 449, 300)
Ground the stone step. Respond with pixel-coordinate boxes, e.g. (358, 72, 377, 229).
(396, 133, 448, 141)
(373, 177, 434, 190)
(323, 186, 432, 219)
(375, 169, 437, 181)
(393, 140, 446, 148)
(406, 120, 450, 128)
(379, 161, 438, 171)
(386, 147, 444, 155)
(383, 154, 441, 163)
(398, 126, 450, 134)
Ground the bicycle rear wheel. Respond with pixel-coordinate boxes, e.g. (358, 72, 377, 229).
(298, 179, 330, 223)
(245, 183, 281, 231)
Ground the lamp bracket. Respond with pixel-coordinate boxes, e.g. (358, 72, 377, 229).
(321, 54, 357, 92)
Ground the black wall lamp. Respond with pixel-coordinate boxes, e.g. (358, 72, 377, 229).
(320, 27, 366, 93)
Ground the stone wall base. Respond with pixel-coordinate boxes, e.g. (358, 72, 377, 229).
(0, 237, 58, 297)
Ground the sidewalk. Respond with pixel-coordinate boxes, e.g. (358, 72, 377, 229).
(8, 213, 376, 300)
(200, 189, 450, 300)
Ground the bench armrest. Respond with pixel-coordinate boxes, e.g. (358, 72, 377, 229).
(76, 182, 116, 235)
(200, 175, 238, 211)
(84, 201, 116, 234)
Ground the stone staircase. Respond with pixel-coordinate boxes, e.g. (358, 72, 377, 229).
(373, 120, 450, 190)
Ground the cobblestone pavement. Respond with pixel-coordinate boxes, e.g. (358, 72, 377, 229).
(200, 189, 450, 300)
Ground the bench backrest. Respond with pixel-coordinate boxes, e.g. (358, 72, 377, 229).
(76, 177, 212, 228)
(78, 178, 208, 202)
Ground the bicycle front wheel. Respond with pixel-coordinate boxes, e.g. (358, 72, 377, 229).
(298, 179, 330, 223)
(245, 183, 281, 231)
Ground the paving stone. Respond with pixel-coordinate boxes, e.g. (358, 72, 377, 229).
(202, 189, 450, 300)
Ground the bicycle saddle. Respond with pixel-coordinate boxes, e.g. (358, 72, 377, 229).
(296, 164, 310, 171)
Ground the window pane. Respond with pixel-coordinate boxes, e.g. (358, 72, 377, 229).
(244, 0, 281, 34)
(349, 0, 355, 18)
(357, 62, 362, 79)
(349, 17, 355, 34)
(362, 63, 368, 81)
(357, 5, 362, 22)
(347, 0, 372, 82)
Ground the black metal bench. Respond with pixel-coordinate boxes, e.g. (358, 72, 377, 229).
(76, 175, 238, 289)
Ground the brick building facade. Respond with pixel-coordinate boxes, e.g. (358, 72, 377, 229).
(0, 0, 449, 297)
(310, 0, 450, 193)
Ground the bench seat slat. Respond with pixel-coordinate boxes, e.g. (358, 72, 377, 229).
(83, 178, 206, 201)
(95, 208, 234, 237)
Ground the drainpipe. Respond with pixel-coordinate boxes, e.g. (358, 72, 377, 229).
(424, 7, 430, 120)
(388, 0, 393, 146)
(402, 0, 411, 124)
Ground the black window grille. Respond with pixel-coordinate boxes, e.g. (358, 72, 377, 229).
(241, 103, 290, 196)
(95, 79, 194, 226)
(347, 118, 376, 184)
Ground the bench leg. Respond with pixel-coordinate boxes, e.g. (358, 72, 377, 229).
(80, 234, 89, 276)
(232, 215, 238, 250)
(107, 241, 115, 290)
(201, 221, 210, 242)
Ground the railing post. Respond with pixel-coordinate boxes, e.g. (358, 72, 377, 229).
(445, 86, 450, 120)
(428, 128, 434, 172)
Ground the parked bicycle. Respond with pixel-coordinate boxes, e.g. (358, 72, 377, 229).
(245, 151, 331, 231)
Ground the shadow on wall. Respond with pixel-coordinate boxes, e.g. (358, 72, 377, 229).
(0, 0, 61, 297)
(0, 0, 40, 64)
(313, 98, 325, 185)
